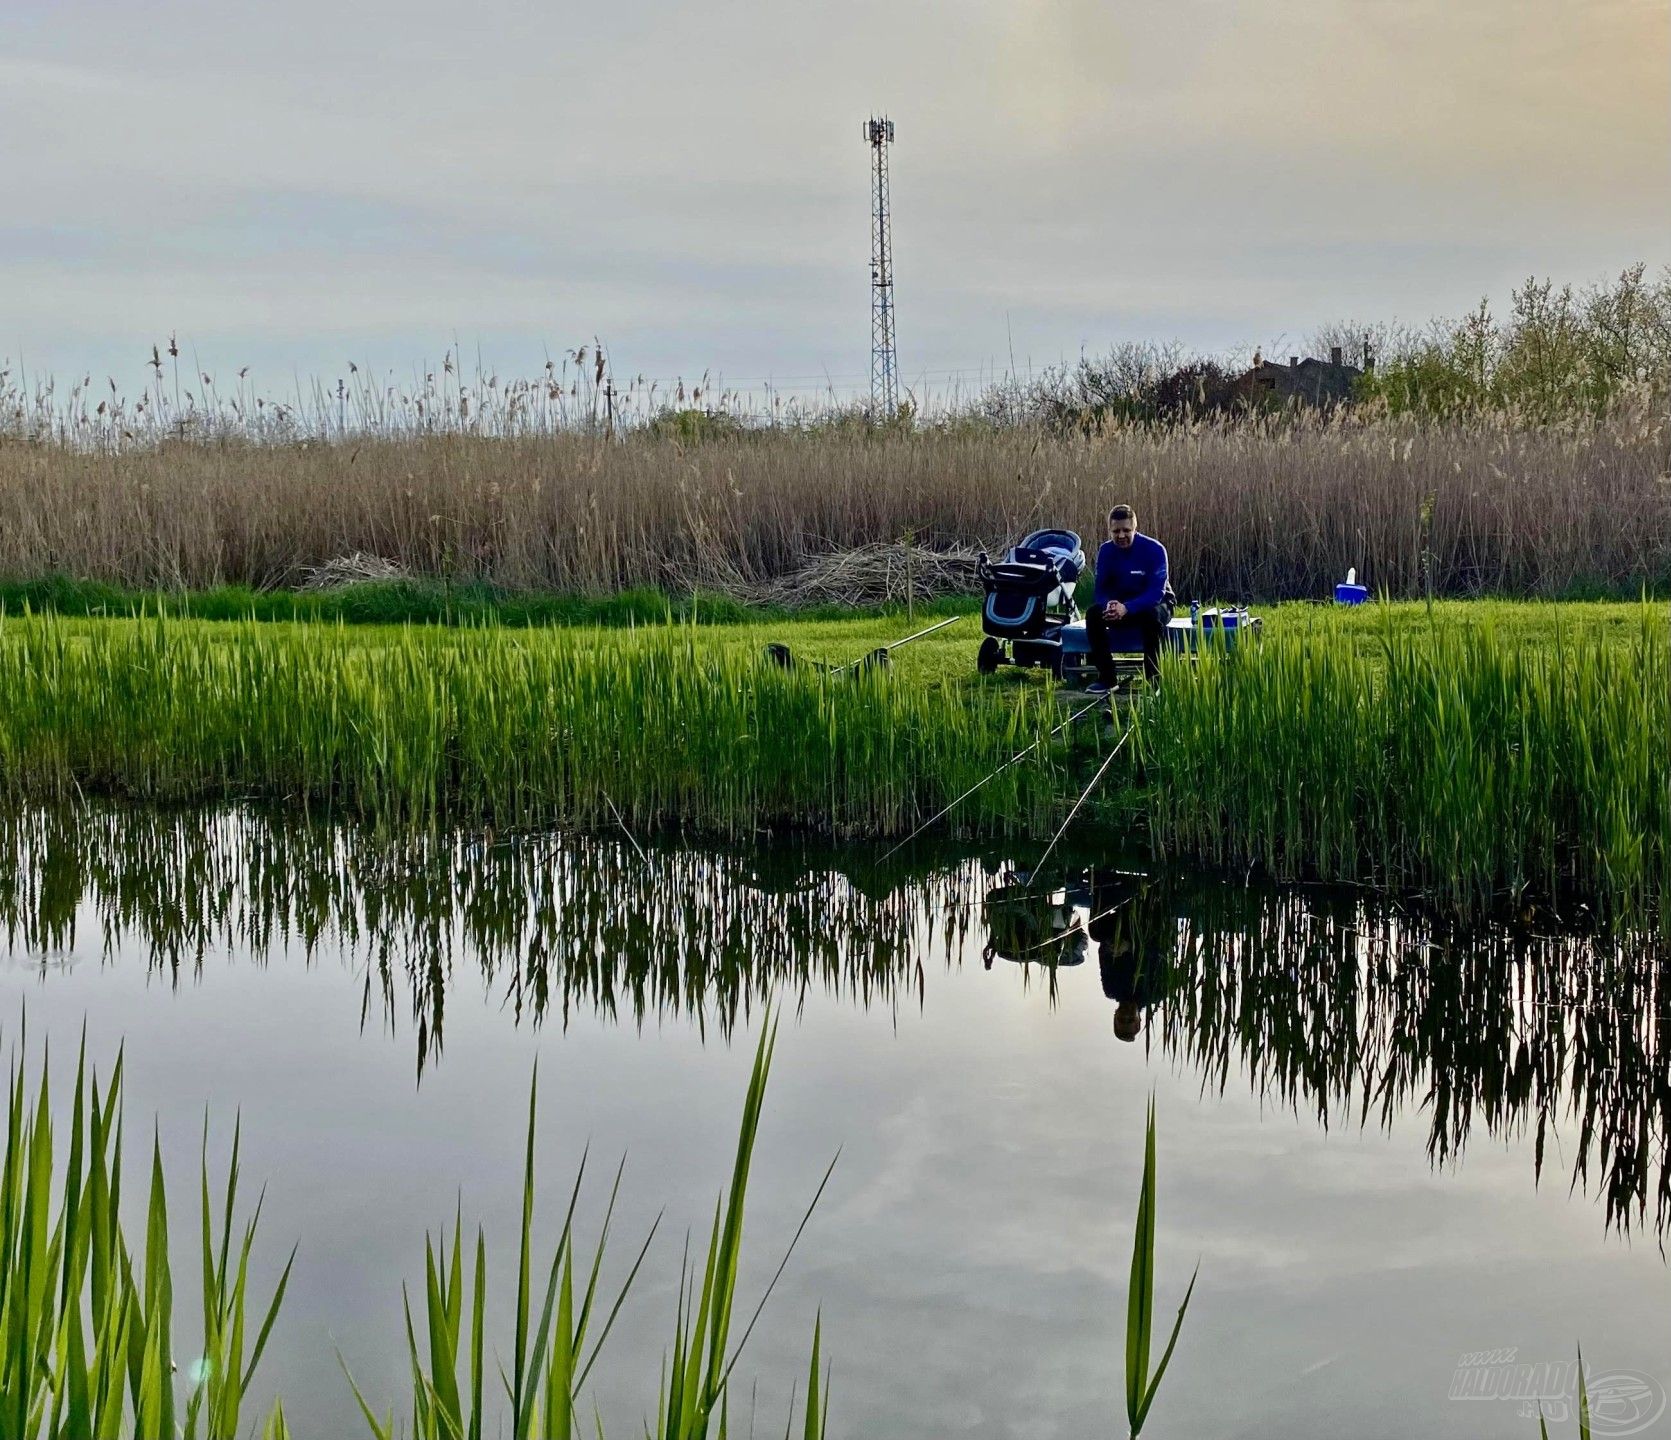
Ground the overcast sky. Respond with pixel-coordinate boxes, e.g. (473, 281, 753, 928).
(4, 0, 1668, 403)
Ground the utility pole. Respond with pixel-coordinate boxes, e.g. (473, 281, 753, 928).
(864, 117, 899, 419)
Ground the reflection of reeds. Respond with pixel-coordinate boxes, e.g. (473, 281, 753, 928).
(0, 806, 975, 1071)
(1160, 880, 1671, 1234)
(5, 802, 1667, 1231)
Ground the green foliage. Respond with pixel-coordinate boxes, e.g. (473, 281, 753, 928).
(1123, 1099, 1196, 1438)
(0, 576, 980, 630)
(1357, 266, 1671, 421)
(644, 409, 751, 444)
(0, 612, 1070, 838)
(1134, 604, 1671, 923)
(0, 1017, 830, 1439)
(345, 1015, 832, 1440)
(343, 1069, 658, 1440)
(1535, 1346, 1596, 1438)
(0, 1040, 291, 1438)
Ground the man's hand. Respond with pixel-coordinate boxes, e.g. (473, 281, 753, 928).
(1104, 600, 1127, 621)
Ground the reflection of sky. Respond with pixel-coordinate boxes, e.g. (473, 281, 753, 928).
(2, 0, 1666, 397)
(2, 887, 1665, 1438)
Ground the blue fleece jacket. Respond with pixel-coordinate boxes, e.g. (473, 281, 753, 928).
(1093, 533, 1171, 613)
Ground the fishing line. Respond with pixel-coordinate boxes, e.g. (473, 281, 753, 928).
(602, 790, 648, 863)
(879, 694, 1108, 862)
(1027, 721, 1135, 880)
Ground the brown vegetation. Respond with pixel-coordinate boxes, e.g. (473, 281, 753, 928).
(1, 399, 1666, 601)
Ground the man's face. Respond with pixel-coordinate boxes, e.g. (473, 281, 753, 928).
(1109, 515, 1137, 548)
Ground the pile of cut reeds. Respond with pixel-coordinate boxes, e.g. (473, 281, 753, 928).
(741, 542, 983, 607)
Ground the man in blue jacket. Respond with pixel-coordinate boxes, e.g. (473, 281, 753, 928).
(1086, 503, 1175, 692)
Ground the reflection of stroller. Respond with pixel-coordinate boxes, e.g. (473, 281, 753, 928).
(980, 869, 1091, 969)
(976, 530, 1085, 679)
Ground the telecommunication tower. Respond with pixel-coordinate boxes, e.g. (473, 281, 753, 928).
(864, 117, 899, 417)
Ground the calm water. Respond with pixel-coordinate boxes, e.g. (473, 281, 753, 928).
(2, 806, 1668, 1439)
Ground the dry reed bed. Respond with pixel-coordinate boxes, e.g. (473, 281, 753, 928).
(2, 404, 1666, 599)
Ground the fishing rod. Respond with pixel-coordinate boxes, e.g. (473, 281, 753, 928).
(829, 612, 963, 675)
(879, 693, 1108, 861)
(765, 612, 964, 676)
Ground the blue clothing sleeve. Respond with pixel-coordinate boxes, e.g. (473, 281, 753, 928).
(1123, 538, 1169, 614)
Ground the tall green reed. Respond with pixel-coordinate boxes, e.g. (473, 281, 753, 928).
(0, 1040, 292, 1438)
(348, 1017, 831, 1440)
(1134, 605, 1670, 923)
(0, 613, 1072, 841)
(1123, 1099, 1196, 1439)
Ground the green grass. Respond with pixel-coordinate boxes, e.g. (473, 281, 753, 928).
(0, 575, 980, 631)
(3, 572, 1663, 635)
(1124, 1098, 1195, 1438)
(0, 612, 1082, 839)
(1134, 603, 1671, 922)
(0, 1040, 292, 1439)
(2, 1019, 834, 1439)
(344, 1018, 832, 1440)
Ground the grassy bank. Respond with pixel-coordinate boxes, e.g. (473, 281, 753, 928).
(0, 574, 981, 629)
(0, 603, 1665, 920)
(0, 612, 1079, 837)
(1134, 605, 1670, 922)
(2, 574, 1664, 633)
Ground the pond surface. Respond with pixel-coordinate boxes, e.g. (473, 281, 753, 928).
(2, 806, 1668, 1439)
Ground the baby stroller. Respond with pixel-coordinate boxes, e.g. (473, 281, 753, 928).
(975, 529, 1086, 678)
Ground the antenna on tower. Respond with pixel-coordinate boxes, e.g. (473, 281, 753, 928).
(864, 117, 898, 419)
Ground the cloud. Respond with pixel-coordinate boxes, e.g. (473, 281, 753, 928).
(2, 0, 1665, 390)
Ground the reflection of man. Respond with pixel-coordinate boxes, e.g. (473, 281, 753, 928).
(1088, 881, 1172, 1041)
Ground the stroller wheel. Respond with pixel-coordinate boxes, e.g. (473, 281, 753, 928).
(977, 638, 1003, 674)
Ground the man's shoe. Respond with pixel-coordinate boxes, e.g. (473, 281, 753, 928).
(1085, 680, 1112, 696)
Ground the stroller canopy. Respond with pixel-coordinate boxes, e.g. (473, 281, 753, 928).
(1012, 530, 1084, 579)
